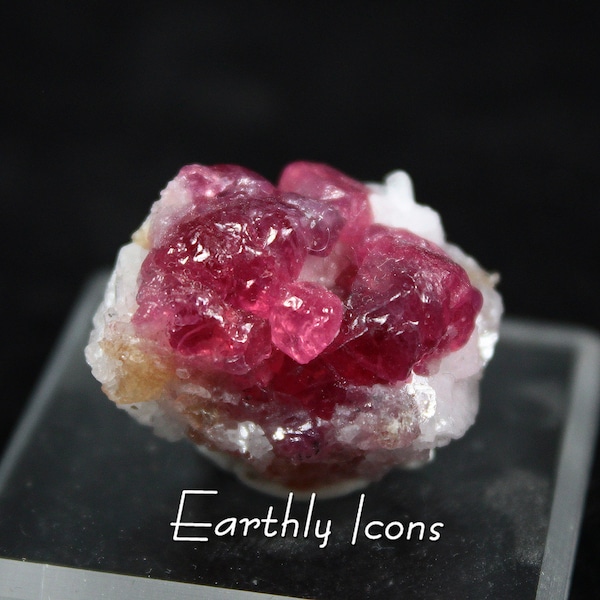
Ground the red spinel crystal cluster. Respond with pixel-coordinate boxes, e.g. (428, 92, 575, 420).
(86, 162, 502, 496)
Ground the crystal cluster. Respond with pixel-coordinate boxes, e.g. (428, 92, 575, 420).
(85, 162, 502, 496)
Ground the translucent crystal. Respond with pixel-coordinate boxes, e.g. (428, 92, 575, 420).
(269, 281, 344, 364)
(86, 162, 502, 496)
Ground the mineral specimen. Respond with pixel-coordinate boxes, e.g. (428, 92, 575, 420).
(85, 162, 502, 496)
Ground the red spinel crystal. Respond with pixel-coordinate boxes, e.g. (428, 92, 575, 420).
(87, 161, 501, 496)
(324, 226, 483, 384)
(279, 161, 373, 242)
(269, 281, 344, 364)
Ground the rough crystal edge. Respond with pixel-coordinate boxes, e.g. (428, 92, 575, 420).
(85, 168, 503, 491)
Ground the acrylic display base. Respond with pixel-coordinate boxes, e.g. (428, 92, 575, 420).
(1, 273, 599, 600)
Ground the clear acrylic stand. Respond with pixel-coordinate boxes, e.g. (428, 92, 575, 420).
(1, 273, 599, 599)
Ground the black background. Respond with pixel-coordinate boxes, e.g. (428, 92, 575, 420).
(1, 2, 598, 596)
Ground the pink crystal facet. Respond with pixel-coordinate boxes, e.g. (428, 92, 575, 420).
(87, 161, 500, 495)
(269, 281, 344, 364)
(323, 226, 483, 384)
(279, 161, 373, 242)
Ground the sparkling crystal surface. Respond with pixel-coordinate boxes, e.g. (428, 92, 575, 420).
(86, 162, 503, 495)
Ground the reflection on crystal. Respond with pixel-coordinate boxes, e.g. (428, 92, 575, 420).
(86, 162, 502, 496)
